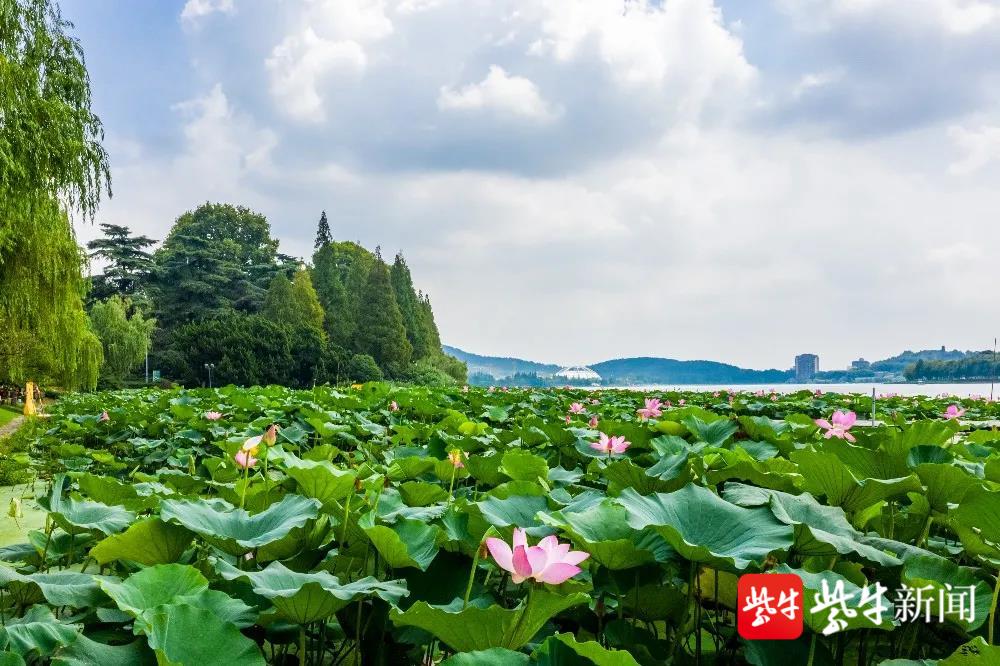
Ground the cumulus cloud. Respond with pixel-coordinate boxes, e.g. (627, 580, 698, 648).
(438, 66, 559, 121)
(180, 0, 234, 23)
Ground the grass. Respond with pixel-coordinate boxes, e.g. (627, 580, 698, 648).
(0, 406, 19, 429)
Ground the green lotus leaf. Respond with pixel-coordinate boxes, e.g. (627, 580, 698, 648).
(268, 446, 356, 507)
(44, 476, 136, 536)
(145, 603, 265, 666)
(938, 637, 1000, 664)
(75, 473, 159, 511)
(500, 450, 549, 482)
(534, 632, 641, 666)
(915, 463, 979, 513)
(617, 484, 793, 571)
(539, 501, 672, 569)
(704, 452, 801, 494)
(953, 487, 1000, 553)
(51, 636, 155, 666)
(214, 559, 408, 624)
(399, 481, 449, 507)
(722, 483, 901, 567)
(476, 495, 552, 537)
(440, 648, 530, 665)
(898, 554, 992, 631)
(390, 590, 589, 652)
(790, 450, 922, 514)
(160, 493, 321, 554)
(682, 415, 737, 447)
(0, 605, 79, 658)
(0, 568, 109, 608)
(375, 489, 448, 523)
(89, 518, 194, 565)
(602, 457, 690, 496)
(361, 517, 440, 570)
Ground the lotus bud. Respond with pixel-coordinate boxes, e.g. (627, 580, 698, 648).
(8, 497, 22, 520)
(262, 424, 279, 446)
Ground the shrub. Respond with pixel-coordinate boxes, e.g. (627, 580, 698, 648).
(345, 354, 383, 383)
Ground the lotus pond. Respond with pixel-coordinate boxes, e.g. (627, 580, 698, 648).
(1, 384, 1000, 665)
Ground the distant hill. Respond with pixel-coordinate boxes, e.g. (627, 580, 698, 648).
(444, 346, 791, 385)
(442, 345, 559, 379)
(590, 357, 792, 385)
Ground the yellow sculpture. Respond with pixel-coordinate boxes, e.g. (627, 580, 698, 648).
(23, 382, 36, 417)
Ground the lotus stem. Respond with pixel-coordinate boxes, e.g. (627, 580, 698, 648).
(239, 464, 250, 509)
(806, 632, 817, 666)
(448, 466, 457, 503)
(462, 541, 484, 610)
(299, 625, 307, 666)
(340, 491, 353, 546)
(989, 570, 1000, 645)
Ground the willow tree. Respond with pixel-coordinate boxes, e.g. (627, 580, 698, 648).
(0, 0, 110, 389)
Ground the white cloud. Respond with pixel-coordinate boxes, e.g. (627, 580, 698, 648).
(793, 69, 845, 98)
(266, 29, 367, 123)
(437, 66, 559, 121)
(528, 0, 755, 105)
(264, 0, 393, 122)
(948, 123, 1000, 173)
(180, 0, 234, 23)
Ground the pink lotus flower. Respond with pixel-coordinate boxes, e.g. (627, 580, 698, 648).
(448, 449, 465, 469)
(815, 411, 857, 443)
(462, 385, 469, 393)
(678, 398, 686, 406)
(389, 401, 399, 412)
(234, 449, 258, 469)
(485, 528, 589, 585)
(588, 415, 599, 428)
(944, 404, 966, 420)
(814, 389, 824, 397)
(568, 402, 585, 414)
(636, 398, 663, 421)
(564, 415, 571, 424)
(590, 432, 630, 455)
(590, 398, 600, 405)
(204, 411, 223, 421)
(712, 391, 720, 398)
(98, 411, 110, 423)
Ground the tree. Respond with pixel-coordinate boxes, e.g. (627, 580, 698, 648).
(389, 253, 428, 359)
(311, 241, 374, 348)
(0, 0, 110, 390)
(345, 354, 383, 383)
(89, 296, 155, 382)
(86, 223, 155, 303)
(291, 269, 326, 334)
(353, 248, 412, 376)
(150, 203, 283, 329)
(314, 211, 332, 249)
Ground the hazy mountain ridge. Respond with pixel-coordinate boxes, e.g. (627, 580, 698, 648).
(446, 345, 978, 385)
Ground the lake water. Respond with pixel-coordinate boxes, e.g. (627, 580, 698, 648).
(604, 383, 998, 398)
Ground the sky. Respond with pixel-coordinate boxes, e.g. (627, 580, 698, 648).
(62, 0, 1000, 371)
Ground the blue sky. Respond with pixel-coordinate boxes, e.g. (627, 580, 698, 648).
(63, 0, 1000, 369)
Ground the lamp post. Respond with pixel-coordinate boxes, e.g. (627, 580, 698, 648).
(204, 363, 215, 389)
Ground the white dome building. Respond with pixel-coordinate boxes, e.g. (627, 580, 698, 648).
(554, 366, 601, 382)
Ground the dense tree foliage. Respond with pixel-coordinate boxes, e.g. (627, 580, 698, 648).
(89, 296, 155, 382)
(86, 223, 155, 303)
(0, 0, 109, 390)
(129, 205, 466, 387)
(353, 248, 413, 377)
(905, 351, 1000, 381)
(148, 203, 289, 329)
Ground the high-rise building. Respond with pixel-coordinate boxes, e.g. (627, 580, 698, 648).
(794, 354, 819, 381)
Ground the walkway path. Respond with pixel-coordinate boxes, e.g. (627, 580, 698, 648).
(0, 416, 24, 440)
